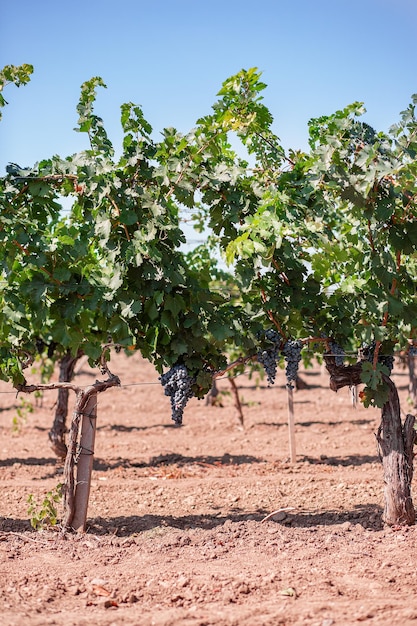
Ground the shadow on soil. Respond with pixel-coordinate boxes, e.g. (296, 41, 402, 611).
(85, 503, 385, 535)
(301, 454, 380, 466)
(257, 418, 376, 429)
(92, 452, 381, 471)
(0, 452, 379, 471)
(0, 504, 385, 536)
(93, 452, 262, 471)
(97, 423, 182, 433)
(0, 456, 59, 467)
(0, 453, 260, 470)
(140, 452, 257, 467)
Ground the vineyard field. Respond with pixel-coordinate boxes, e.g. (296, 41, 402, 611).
(1, 352, 417, 625)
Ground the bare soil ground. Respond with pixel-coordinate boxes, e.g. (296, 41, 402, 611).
(1, 352, 417, 625)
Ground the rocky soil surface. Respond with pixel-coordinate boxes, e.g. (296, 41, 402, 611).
(1, 352, 417, 625)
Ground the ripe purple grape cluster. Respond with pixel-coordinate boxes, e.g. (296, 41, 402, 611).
(160, 364, 194, 425)
(409, 345, 417, 357)
(282, 339, 303, 389)
(380, 355, 395, 373)
(256, 328, 282, 385)
(362, 342, 394, 374)
(329, 341, 345, 367)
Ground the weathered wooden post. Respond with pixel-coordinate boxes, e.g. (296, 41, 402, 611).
(70, 392, 98, 532)
(62, 373, 120, 532)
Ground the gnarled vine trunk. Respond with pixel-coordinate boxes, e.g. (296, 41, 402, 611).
(376, 376, 415, 526)
(18, 362, 120, 533)
(325, 356, 416, 526)
(49, 351, 83, 460)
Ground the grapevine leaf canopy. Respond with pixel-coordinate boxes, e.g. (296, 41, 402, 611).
(0, 64, 33, 120)
(0, 66, 254, 391)
(1, 64, 417, 409)
(189, 69, 417, 406)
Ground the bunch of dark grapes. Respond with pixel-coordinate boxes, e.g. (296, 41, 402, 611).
(409, 345, 417, 357)
(35, 339, 45, 355)
(380, 355, 394, 373)
(282, 339, 303, 389)
(362, 342, 394, 374)
(256, 328, 282, 385)
(329, 341, 345, 367)
(35, 339, 57, 358)
(362, 343, 374, 363)
(160, 364, 194, 425)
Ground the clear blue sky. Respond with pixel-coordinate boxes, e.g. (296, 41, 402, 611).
(1, 0, 417, 172)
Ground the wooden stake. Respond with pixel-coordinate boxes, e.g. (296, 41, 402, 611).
(71, 393, 97, 532)
(287, 386, 296, 463)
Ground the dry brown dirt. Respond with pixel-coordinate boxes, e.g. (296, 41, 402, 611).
(1, 352, 417, 626)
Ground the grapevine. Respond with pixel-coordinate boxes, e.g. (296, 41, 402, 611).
(2, 63, 417, 528)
